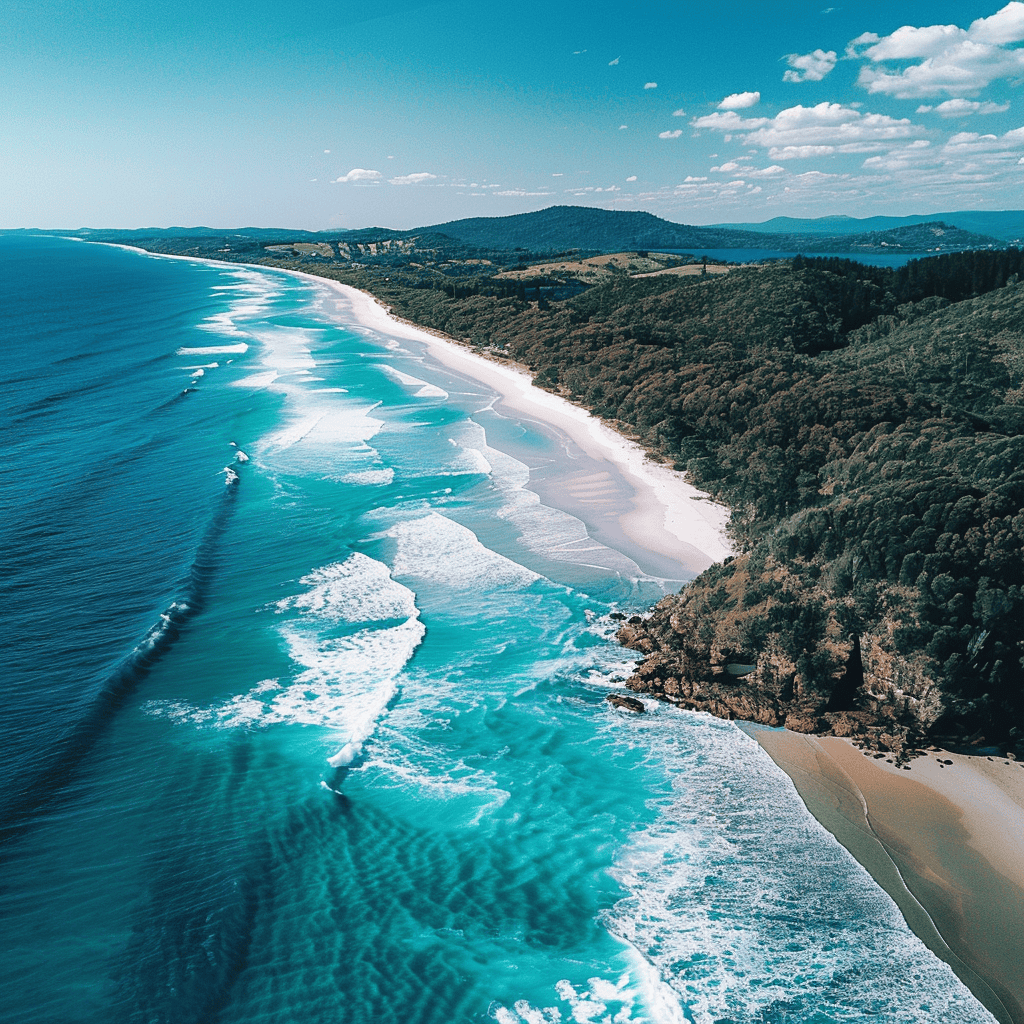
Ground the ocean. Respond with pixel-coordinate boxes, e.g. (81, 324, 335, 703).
(0, 235, 995, 1024)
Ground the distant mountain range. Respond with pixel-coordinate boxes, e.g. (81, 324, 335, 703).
(14, 204, 1021, 256)
(708, 210, 1023, 243)
(420, 206, 1009, 255)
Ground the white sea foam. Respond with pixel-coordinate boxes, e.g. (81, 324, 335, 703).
(338, 468, 394, 486)
(147, 553, 424, 769)
(492, 961, 683, 1024)
(387, 512, 542, 594)
(230, 370, 279, 389)
(176, 343, 249, 355)
(447, 419, 650, 579)
(445, 437, 493, 475)
(197, 269, 282, 335)
(375, 363, 449, 399)
(276, 553, 417, 623)
(598, 710, 996, 1024)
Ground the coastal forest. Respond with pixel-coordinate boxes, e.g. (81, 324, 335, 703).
(113, 219, 1024, 760)
(329, 248, 1024, 760)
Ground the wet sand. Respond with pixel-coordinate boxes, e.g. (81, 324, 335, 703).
(747, 727, 1024, 1024)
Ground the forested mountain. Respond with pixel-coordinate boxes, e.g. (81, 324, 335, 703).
(423, 206, 1001, 255)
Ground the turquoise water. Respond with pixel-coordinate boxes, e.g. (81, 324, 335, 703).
(0, 236, 994, 1023)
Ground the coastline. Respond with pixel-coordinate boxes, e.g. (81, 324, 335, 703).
(747, 726, 1024, 1024)
(106, 244, 1023, 1019)
(107, 242, 733, 579)
(320, 277, 735, 578)
(312, 264, 1024, 1024)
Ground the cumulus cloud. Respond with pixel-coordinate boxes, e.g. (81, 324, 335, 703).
(683, 175, 707, 182)
(691, 110, 769, 131)
(659, 129, 683, 139)
(626, 175, 637, 181)
(854, 3, 1024, 97)
(388, 172, 437, 185)
(644, 82, 658, 89)
(710, 160, 749, 172)
(783, 49, 837, 82)
(335, 168, 382, 183)
(672, 108, 686, 116)
(694, 102, 923, 157)
(619, 124, 628, 129)
(771, 145, 837, 159)
(609, 56, 620, 65)
(718, 91, 761, 109)
(918, 98, 1011, 116)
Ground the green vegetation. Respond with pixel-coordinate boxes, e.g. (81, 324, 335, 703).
(117, 223, 1024, 757)
(342, 249, 1024, 756)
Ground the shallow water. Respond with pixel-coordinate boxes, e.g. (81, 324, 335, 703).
(0, 235, 994, 1024)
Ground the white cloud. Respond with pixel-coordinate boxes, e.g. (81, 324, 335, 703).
(672, 108, 686, 116)
(747, 164, 787, 177)
(694, 102, 923, 157)
(619, 124, 628, 129)
(919, 98, 1011, 116)
(626, 175, 637, 181)
(710, 160, 749, 172)
(494, 189, 553, 197)
(324, 149, 331, 154)
(854, 4, 1024, 98)
(718, 91, 761, 109)
(335, 168, 382, 183)
(969, 2, 1024, 45)
(783, 49, 837, 82)
(691, 110, 768, 131)
(552, 172, 563, 176)
(943, 125, 1024, 153)
(683, 175, 707, 182)
(644, 82, 658, 89)
(659, 129, 683, 139)
(609, 57, 620, 65)
(771, 145, 837, 159)
(388, 172, 438, 185)
(866, 24, 966, 60)
(846, 31, 880, 58)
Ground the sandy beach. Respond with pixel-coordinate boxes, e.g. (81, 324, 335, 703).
(324, 279, 734, 578)
(748, 727, 1024, 1023)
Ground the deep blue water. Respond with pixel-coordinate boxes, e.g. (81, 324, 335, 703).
(0, 235, 995, 1024)
(658, 248, 935, 268)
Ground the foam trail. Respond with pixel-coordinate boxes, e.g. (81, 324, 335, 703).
(176, 344, 249, 355)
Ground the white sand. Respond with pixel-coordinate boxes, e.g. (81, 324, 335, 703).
(323, 280, 734, 571)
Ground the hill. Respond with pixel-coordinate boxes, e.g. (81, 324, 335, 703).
(421, 206, 1002, 254)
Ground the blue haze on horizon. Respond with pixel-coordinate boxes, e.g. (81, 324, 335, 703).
(2, 0, 1023, 230)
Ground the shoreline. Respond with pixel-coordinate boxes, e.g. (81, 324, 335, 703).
(106, 242, 734, 579)
(747, 726, 1024, 1024)
(107, 243, 1023, 1019)
(319, 275, 735, 578)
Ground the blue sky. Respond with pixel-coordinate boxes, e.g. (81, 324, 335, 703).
(2, 0, 1023, 229)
